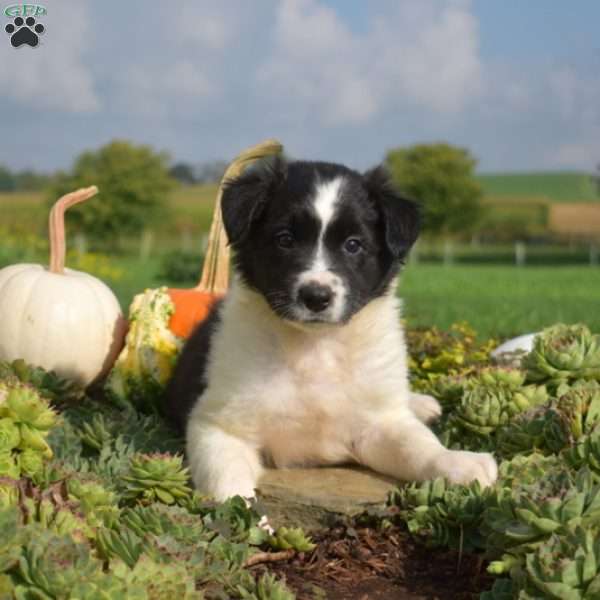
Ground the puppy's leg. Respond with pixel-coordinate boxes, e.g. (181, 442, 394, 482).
(409, 392, 442, 423)
(186, 420, 262, 501)
(354, 413, 497, 487)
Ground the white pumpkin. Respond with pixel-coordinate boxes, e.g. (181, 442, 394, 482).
(0, 186, 127, 387)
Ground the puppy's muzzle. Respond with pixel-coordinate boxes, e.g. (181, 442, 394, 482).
(298, 283, 334, 313)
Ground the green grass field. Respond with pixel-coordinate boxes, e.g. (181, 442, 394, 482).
(476, 171, 599, 202)
(400, 264, 597, 339)
(98, 254, 596, 341)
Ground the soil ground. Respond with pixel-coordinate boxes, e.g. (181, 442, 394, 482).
(253, 523, 493, 600)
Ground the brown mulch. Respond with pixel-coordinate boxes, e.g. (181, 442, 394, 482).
(252, 524, 494, 600)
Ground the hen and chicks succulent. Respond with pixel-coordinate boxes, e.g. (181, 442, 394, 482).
(0, 359, 314, 599)
(403, 322, 600, 599)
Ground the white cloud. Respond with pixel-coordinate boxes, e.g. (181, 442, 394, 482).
(108, 2, 264, 118)
(548, 67, 600, 126)
(258, 0, 482, 125)
(0, 2, 99, 112)
(115, 60, 216, 118)
(370, 2, 482, 113)
(169, 4, 234, 50)
(547, 138, 600, 170)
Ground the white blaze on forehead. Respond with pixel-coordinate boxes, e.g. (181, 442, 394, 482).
(313, 177, 343, 232)
(311, 177, 343, 271)
(292, 176, 348, 322)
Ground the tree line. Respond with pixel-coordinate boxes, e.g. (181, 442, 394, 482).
(0, 157, 227, 193)
(0, 165, 53, 192)
(4, 139, 490, 242)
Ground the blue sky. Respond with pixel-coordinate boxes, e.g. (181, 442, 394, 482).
(1, 1, 599, 174)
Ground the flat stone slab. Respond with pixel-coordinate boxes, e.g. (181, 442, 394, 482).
(256, 466, 399, 531)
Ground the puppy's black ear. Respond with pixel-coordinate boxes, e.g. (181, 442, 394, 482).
(221, 156, 286, 245)
(364, 166, 420, 260)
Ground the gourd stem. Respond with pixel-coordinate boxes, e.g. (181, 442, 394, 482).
(195, 139, 283, 294)
(49, 186, 98, 274)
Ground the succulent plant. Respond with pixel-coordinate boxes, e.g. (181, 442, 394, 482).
(553, 381, 600, 441)
(564, 426, 600, 480)
(0, 384, 57, 459)
(407, 322, 496, 385)
(96, 526, 146, 568)
(236, 572, 295, 600)
(0, 418, 20, 453)
(54, 435, 139, 490)
(112, 555, 200, 599)
(0, 358, 83, 404)
(0, 573, 15, 598)
(0, 507, 23, 573)
(68, 573, 147, 600)
(497, 382, 600, 460)
(13, 485, 94, 545)
(496, 384, 600, 457)
(0, 451, 19, 479)
(442, 379, 548, 454)
(524, 526, 600, 599)
(497, 453, 564, 489)
(0, 358, 324, 599)
(67, 477, 121, 529)
(0, 478, 19, 509)
(121, 503, 208, 546)
(203, 495, 266, 545)
(495, 406, 560, 458)
(484, 467, 600, 563)
(267, 527, 316, 552)
(120, 453, 192, 505)
(422, 372, 466, 407)
(77, 413, 115, 451)
(48, 399, 184, 482)
(474, 367, 527, 389)
(14, 530, 103, 598)
(523, 323, 600, 386)
(17, 448, 44, 479)
(391, 477, 490, 551)
(479, 578, 516, 600)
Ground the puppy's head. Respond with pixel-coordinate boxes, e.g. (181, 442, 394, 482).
(221, 157, 419, 324)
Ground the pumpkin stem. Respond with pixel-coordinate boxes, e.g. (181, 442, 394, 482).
(49, 186, 99, 274)
(195, 139, 283, 294)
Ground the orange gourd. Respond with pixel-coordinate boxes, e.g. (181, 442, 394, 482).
(166, 139, 283, 338)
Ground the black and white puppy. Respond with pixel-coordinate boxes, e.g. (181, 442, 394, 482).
(163, 158, 497, 501)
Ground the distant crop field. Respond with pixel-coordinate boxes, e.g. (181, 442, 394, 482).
(400, 264, 598, 339)
(0, 191, 47, 234)
(0, 184, 219, 238)
(476, 171, 599, 202)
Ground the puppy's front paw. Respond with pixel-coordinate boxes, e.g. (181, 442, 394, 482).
(409, 392, 442, 423)
(433, 450, 497, 487)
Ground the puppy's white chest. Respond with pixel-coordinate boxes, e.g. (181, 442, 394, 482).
(260, 337, 357, 465)
(289, 338, 349, 401)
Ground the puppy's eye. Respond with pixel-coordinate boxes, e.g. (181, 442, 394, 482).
(344, 238, 363, 254)
(276, 232, 294, 248)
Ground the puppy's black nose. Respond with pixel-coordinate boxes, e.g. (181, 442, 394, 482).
(298, 283, 333, 313)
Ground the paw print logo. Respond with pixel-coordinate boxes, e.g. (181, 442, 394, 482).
(5, 16, 45, 48)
